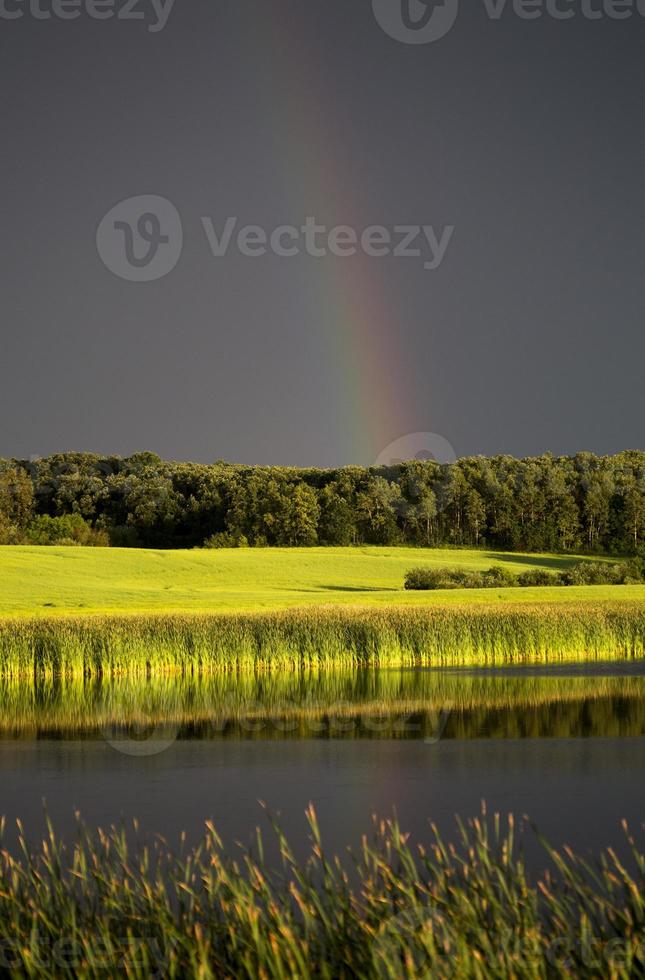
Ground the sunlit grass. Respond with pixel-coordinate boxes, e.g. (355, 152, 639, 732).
(1, 544, 642, 617)
(1, 546, 642, 676)
(0, 603, 643, 678)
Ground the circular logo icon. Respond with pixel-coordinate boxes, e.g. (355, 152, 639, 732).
(372, 0, 459, 44)
(96, 195, 183, 282)
(374, 432, 457, 468)
(102, 717, 179, 757)
(424, 707, 451, 744)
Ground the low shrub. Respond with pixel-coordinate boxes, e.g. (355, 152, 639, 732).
(560, 561, 643, 586)
(404, 568, 454, 590)
(517, 568, 563, 587)
(481, 565, 518, 588)
(407, 560, 645, 592)
(405, 565, 518, 591)
(626, 556, 645, 580)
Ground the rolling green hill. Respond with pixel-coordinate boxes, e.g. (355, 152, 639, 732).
(1, 545, 643, 618)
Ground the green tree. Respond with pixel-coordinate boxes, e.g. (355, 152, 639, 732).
(465, 489, 486, 546)
(273, 483, 321, 546)
(355, 477, 402, 545)
(543, 464, 580, 551)
(414, 490, 438, 546)
(436, 466, 469, 544)
(583, 471, 614, 550)
(622, 475, 645, 552)
(0, 464, 34, 542)
(318, 483, 356, 545)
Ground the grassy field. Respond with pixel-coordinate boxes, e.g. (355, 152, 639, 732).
(1, 547, 643, 675)
(1, 545, 644, 617)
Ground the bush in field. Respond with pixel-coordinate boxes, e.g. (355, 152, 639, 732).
(612, 560, 645, 584)
(405, 568, 447, 590)
(560, 560, 644, 586)
(405, 565, 518, 591)
(561, 562, 614, 586)
(24, 514, 109, 547)
(481, 565, 518, 588)
(625, 556, 645, 581)
(607, 562, 643, 584)
(406, 559, 645, 591)
(517, 568, 563, 587)
(402, 568, 432, 591)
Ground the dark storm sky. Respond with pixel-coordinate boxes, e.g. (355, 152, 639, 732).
(1, 0, 643, 467)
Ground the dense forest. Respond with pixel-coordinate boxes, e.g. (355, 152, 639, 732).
(0, 451, 644, 554)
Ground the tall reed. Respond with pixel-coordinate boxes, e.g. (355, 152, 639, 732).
(0, 603, 643, 677)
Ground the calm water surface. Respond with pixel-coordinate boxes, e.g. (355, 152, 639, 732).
(0, 661, 643, 868)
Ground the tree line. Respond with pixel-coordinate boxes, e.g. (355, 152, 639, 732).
(0, 450, 644, 554)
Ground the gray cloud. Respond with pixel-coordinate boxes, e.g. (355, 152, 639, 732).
(0, 0, 643, 465)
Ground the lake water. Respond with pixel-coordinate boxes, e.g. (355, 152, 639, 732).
(1, 661, 643, 871)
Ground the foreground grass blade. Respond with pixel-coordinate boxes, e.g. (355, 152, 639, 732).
(0, 806, 641, 978)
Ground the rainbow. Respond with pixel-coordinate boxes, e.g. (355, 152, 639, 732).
(240, 3, 416, 463)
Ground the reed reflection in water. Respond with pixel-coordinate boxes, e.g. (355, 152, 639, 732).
(0, 665, 642, 743)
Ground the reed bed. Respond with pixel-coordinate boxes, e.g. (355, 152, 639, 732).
(0, 806, 642, 978)
(0, 669, 642, 739)
(0, 602, 643, 678)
